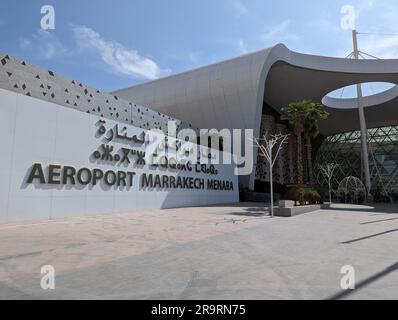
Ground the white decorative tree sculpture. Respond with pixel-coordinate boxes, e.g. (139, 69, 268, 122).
(318, 163, 339, 205)
(253, 133, 289, 217)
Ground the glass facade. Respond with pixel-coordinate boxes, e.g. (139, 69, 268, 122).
(315, 126, 398, 200)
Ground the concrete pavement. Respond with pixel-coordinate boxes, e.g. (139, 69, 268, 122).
(1, 203, 398, 299)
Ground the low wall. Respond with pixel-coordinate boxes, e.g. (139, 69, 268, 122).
(0, 88, 239, 222)
(274, 205, 321, 217)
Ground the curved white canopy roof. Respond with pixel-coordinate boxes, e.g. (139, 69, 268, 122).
(113, 44, 398, 187)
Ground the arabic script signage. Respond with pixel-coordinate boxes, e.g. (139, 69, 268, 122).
(26, 120, 234, 191)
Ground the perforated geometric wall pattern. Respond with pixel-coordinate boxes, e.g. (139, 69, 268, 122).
(0, 52, 194, 133)
(255, 115, 297, 185)
(315, 126, 398, 195)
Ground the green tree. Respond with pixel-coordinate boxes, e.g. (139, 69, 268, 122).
(281, 102, 305, 185)
(302, 102, 329, 184)
(281, 100, 329, 185)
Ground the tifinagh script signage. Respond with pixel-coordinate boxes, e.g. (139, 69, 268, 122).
(26, 120, 234, 192)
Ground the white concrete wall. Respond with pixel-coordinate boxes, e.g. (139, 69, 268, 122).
(0, 52, 194, 133)
(0, 88, 239, 222)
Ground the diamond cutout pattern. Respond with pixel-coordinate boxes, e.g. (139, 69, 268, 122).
(316, 126, 398, 194)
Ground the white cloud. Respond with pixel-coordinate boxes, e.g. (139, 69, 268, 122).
(260, 20, 299, 43)
(237, 39, 248, 54)
(19, 39, 32, 50)
(360, 35, 398, 59)
(353, 1, 398, 58)
(232, 0, 248, 18)
(188, 51, 202, 65)
(357, 0, 376, 14)
(72, 25, 168, 80)
(19, 30, 68, 60)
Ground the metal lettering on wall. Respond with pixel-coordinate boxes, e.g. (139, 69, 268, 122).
(26, 120, 234, 192)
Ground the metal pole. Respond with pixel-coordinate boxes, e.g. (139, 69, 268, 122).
(329, 176, 332, 204)
(270, 157, 274, 218)
(352, 30, 372, 199)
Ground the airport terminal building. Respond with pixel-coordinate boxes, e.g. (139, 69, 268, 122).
(1, 44, 398, 221)
(113, 44, 398, 196)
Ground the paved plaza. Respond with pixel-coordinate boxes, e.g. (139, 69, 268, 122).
(0, 203, 398, 300)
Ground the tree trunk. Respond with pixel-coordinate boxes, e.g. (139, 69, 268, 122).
(302, 139, 308, 183)
(296, 133, 303, 185)
(306, 135, 315, 185)
(329, 179, 332, 204)
(269, 160, 274, 218)
(295, 120, 304, 185)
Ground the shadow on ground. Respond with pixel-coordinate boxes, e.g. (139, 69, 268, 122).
(341, 229, 398, 244)
(326, 203, 398, 215)
(227, 207, 270, 217)
(361, 216, 398, 225)
(327, 262, 398, 300)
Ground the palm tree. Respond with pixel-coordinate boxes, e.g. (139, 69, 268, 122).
(302, 102, 329, 185)
(281, 100, 329, 185)
(281, 102, 305, 185)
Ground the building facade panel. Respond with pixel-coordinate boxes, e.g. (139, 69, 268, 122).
(0, 88, 239, 222)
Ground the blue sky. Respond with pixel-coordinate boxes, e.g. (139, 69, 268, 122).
(1, 0, 398, 92)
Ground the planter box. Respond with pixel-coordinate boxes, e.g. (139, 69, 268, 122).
(274, 204, 321, 217)
(278, 200, 295, 208)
